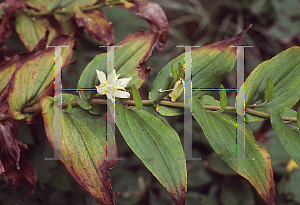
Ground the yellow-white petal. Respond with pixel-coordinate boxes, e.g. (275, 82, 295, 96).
(96, 70, 106, 85)
(115, 77, 132, 89)
(113, 90, 130, 99)
(95, 85, 106, 95)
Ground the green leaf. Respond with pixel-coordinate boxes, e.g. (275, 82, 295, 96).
(24, 0, 61, 12)
(219, 84, 227, 110)
(297, 106, 300, 129)
(115, 100, 187, 205)
(237, 46, 300, 114)
(177, 62, 183, 77)
(67, 95, 76, 113)
(271, 109, 300, 167)
(77, 31, 159, 112)
(8, 36, 74, 122)
(156, 105, 184, 116)
(192, 96, 276, 204)
(16, 11, 57, 51)
(265, 77, 274, 102)
(131, 85, 143, 109)
(149, 26, 251, 103)
(0, 62, 17, 95)
(41, 94, 116, 205)
(24, 0, 97, 12)
(170, 64, 179, 88)
(199, 95, 220, 106)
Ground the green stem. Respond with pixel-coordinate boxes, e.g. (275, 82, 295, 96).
(0, 99, 297, 122)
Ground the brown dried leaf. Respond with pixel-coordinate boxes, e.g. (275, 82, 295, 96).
(0, 96, 36, 202)
(74, 7, 114, 45)
(0, 0, 26, 42)
(117, 0, 168, 50)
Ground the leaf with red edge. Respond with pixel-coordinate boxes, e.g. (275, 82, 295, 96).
(0, 60, 16, 95)
(41, 94, 117, 205)
(8, 34, 75, 123)
(0, 30, 50, 96)
(77, 30, 159, 112)
(116, 0, 168, 50)
(149, 25, 252, 103)
(16, 11, 57, 51)
(74, 6, 114, 45)
(192, 96, 277, 205)
(0, 0, 26, 43)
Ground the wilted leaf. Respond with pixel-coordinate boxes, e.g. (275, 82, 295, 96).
(41, 94, 117, 205)
(0, 94, 36, 202)
(117, 0, 168, 50)
(8, 34, 75, 123)
(74, 6, 114, 45)
(0, 0, 26, 42)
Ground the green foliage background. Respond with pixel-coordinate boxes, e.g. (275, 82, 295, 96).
(1, 0, 300, 204)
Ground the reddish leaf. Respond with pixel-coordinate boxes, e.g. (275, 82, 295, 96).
(0, 0, 26, 42)
(116, 0, 168, 50)
(0, 90, 36, 203)
(8, 33, 75, 123)
(0, 30, 49, 96)
(41, 94, 117, 205)
(74, 7, 114, 45)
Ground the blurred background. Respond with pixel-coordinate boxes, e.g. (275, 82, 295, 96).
(1, 0, 300, 204)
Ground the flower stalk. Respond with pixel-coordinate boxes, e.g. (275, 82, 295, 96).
(0, 99, 297, 122)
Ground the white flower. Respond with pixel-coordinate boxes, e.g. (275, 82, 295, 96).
(95, 69, 132, 103)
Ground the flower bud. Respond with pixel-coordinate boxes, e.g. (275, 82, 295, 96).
(169, 78, 184, 102)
